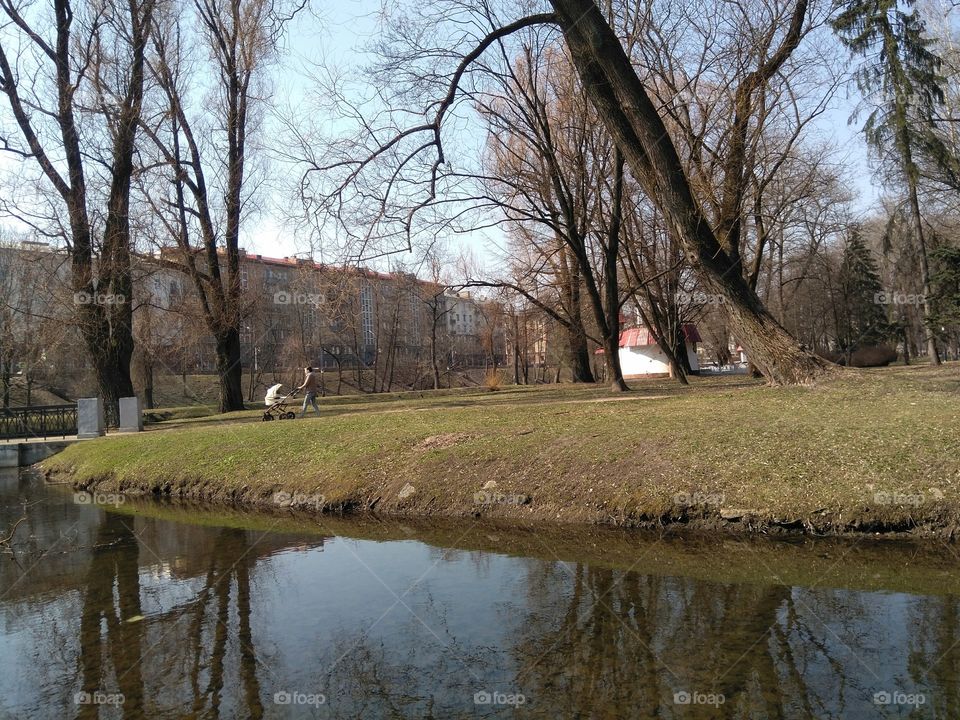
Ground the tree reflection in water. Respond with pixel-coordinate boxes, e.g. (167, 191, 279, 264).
(2, 481, 959, 720)
(73, 518, 274, 719)
(77, 512, 145, 719)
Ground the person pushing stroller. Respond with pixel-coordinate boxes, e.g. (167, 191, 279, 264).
(298, 366, 322, 418)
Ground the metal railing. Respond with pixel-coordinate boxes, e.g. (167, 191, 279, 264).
(0, 404, 78, 441)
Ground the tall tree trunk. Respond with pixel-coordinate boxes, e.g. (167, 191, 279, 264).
(567, 325, 595, 383)
(572, 152, 628, 391)
(906, 177, 941, 365)
(83, 326, 135, 421)
(0, 0, 154, 417)
(902, 321, 911, 365)
(142, 358, 155, 410)
(2, 357, 10, 407)
(602, 150, 629, 391)
(513, 313, 522, 385)
(565, 280, 595, 383)
(215, 330, 245, 413)
(428, 296, 442, 389)
(549, 0, 830, 384)
(561, 261, 595, 383)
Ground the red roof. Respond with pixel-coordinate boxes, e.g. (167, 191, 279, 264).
(621, 325, 700, 347)
(596, 325, 701, 354)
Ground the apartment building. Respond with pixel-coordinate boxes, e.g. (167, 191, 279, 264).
(151, 249, 506, 376)
(1, 240, 510, 390)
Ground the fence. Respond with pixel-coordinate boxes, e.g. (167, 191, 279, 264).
(0, 404, 78, 441)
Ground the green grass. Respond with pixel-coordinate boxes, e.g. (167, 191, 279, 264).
(45, 364, 960, 536)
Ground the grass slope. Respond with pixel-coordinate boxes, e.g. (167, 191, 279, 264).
(44, 364, 960, 537)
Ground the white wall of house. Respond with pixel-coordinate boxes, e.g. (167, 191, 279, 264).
(619, 342, 699, 377)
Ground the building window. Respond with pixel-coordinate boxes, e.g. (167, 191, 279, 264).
(360, 283, 375, 346)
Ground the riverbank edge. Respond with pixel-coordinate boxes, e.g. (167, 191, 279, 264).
(46, 467, 960, 541)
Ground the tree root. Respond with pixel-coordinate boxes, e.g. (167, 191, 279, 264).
(0, 517, 26, 546)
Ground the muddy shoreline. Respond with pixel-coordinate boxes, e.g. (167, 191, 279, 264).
(51, 468, 960, 542)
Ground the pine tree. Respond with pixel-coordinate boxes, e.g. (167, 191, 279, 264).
(928, 245, 960, 350)
(833, 0, 945, 363)
(837, 229, 896, 356)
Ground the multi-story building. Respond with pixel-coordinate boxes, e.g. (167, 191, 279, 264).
(1, 240, 511, 393)
(151, 249, 507, 379)
(438, 290, 507, 368)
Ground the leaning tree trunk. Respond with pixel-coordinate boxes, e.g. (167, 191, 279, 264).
(550, 0, 830, 384)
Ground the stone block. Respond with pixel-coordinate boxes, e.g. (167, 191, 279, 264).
(77, 397, 105, 439)
(118, 396, 143, 432)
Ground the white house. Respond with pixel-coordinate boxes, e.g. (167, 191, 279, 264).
(611, 326, 700, 377)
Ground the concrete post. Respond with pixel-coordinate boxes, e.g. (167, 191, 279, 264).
(77, 397, 105, 439)
(118, 396, 143, 433)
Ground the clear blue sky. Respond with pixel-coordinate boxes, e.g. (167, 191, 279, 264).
(244, 0, 880, 269)
(0, 0, 878, 267)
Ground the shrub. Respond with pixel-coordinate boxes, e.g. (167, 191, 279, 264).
(850, 345, 898, 367)
(483, 369, 502, 391)
(818, 345, 898, 367)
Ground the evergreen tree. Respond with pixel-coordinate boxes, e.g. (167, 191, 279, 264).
(837, 229, 896, 356)
(832, 0, 946, 363)
(928, 245, 960, 351)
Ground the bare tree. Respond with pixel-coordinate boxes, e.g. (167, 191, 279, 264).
(300, 0, 833, 384)
(550, 0, 835, 383)
(139, 0, 305, 411)
(476, 41, 627, 387)
(0, 0, 157, 413)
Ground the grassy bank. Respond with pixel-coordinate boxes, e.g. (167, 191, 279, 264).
(43, 364, 960, 537)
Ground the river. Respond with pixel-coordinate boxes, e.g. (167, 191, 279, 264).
(0, 468, 956, 718)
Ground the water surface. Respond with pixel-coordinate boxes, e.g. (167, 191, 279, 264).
(1, 469, 957, 718)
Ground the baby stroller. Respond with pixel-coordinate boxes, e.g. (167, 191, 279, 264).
(262, 383, 298, 421)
